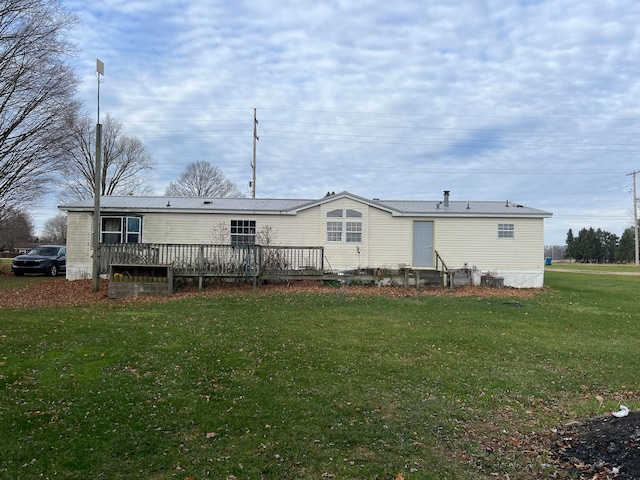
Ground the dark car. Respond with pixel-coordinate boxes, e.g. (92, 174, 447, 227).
(11, 245, 66, 277)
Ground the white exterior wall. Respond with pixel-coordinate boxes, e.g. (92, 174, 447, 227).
(367, 208, 414, 269)
(320, 198, 370, 271)
(141, 210, 321, 246)
(65, 198, 547, 287)
(433, 216, 546, 288)
(66, 212, 93, 280)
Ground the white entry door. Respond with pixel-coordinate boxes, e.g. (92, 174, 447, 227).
(413, 221, 434, 267)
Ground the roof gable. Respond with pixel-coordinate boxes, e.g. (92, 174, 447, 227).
(287, 191, 398, 215)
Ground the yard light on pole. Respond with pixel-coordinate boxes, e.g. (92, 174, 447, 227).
(92, 59, 104, 292)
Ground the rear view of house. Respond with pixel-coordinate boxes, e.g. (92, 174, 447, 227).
(59, 191, 552, 288)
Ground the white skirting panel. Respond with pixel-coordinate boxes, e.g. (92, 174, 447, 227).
(472, 270, 545, 289)
(66, 265, 92, 281)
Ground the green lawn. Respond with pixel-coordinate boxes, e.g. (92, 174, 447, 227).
(546, 261, 640, 272)
(1, 272, 639, 479)
(0, 258, 12, 275)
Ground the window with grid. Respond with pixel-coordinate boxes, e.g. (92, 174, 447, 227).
(230, 220, 256, 245)
(346, 221, 362, 242)
(498, 223, 515, 238)
(327, 221, 343, 242)
(326, 209, 362, 243)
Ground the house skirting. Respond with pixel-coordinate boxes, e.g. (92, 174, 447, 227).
(67, 263, 545, 289)
(471, 270, 544, 289)
(66, 265, 92, 281)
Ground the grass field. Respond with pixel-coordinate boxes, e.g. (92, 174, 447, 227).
(0, 258, 11, 275)
(546, 261, 640, 273)
(1, 271, 639, 479)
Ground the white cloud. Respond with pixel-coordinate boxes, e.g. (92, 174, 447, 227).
(36, 0, 640, 244)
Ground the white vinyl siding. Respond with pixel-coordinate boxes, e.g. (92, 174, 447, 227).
(64, 212, 93, 280)
(434, 217, 543, 270)
(63, 195, 547, 286)
(367, 208, 413, 268)
(320, 200, 368, 269)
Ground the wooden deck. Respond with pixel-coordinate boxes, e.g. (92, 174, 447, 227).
(99, 243, 324, 286)
(99, 243, 453, 294)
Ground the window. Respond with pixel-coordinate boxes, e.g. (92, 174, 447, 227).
(326, 209, 362, 243)
(101, 216, 142, 244)
(498, 223, 515, 238)
(231, 220, 256, 245)
(126, 217, 142, 242)
(327, 221, 343, 242)
(346, 221, 362, 242)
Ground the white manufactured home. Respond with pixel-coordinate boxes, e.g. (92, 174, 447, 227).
(59, 191, 552, 288)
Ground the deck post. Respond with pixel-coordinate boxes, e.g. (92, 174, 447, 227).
(198, 245, 204, 291)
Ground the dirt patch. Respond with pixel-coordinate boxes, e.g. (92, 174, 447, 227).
(552, 410, 640, 479)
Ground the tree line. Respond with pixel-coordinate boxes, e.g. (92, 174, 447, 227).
(0, 1, 243, 250)
(564, 226, 637, 263)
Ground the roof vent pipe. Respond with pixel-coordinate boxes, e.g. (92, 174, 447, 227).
(443, 190, 450, 207)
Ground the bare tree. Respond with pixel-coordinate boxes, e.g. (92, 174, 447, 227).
(42, 213, 66, 244)
(0, 0, 79, 219)
(0, 208, 34, 250)
(165, 161, 244, 197)
(59, 114, 156, 201)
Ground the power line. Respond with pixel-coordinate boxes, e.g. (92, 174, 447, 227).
(260, 119, 640, 138)
(257, 107, 640, 123)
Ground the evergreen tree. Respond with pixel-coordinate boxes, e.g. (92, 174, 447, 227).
(565, 228, 575, 261)
(617, 227, 635, 263)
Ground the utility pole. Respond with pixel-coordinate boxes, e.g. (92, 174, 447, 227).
(627, 170, 640, 267)
(92, 59, 104, 292)
(251, 108, 258, 198)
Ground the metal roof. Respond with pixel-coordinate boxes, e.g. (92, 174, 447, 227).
(374, 200, 551, 216)
(60, 196, 313, 213)
(59, 193, 552, 217)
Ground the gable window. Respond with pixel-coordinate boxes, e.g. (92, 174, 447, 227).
(326, 209, 362, 243)
(498, 223, 515, 238)
(101, 216, 141, 244)
(231, 220, 256, 245)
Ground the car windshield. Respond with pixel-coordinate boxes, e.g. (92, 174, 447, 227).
(28, 247, 61, 256)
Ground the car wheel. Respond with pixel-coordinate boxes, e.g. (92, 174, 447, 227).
(14, 271, 24, 276)
(49, 264, 58, 277)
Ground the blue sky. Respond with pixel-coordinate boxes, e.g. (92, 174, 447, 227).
(34, 0, 640, 245)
